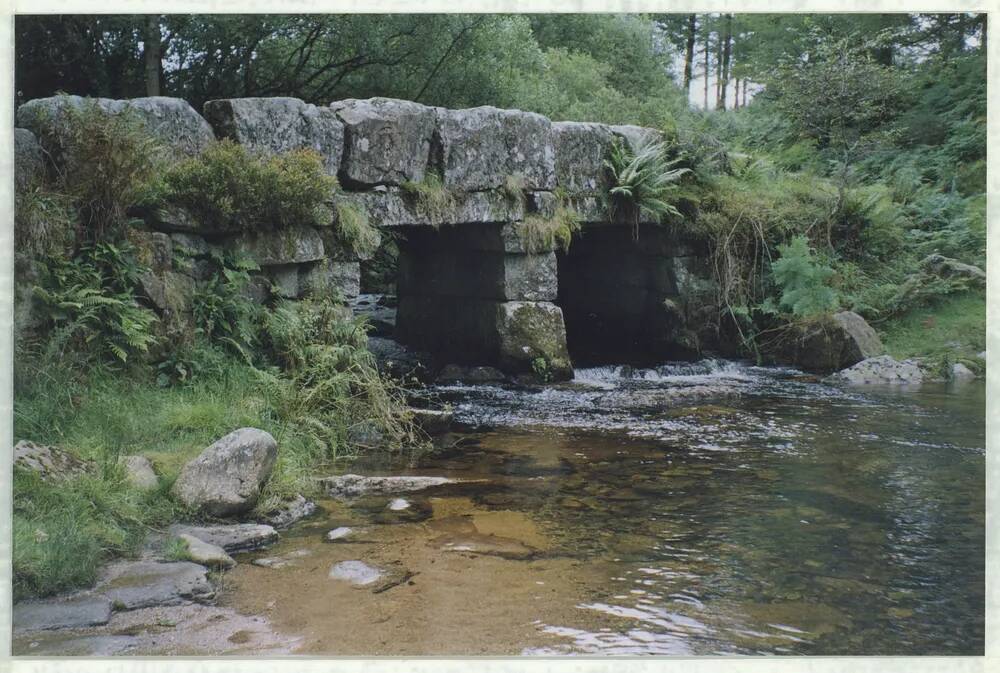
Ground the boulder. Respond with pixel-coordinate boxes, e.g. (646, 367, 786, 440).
(331, 97, 437, 187)
(367, 336, 433, 382)
(167, 523, 278, 554)
(224, 225, 324, 267)
(494, 301, 573, 380)
(300, 259, 360, 299)
(15, 128, 47, 189)
(261, 495, 317, 529)
(16, 95, 214, 166)
(14, 441, 93, 481)
(825, 355, 924, 386)
(171, 428, 278, 517)
(921, 253, 986, 285)
(780, 311, 885, 373)
(435, 106, 556, 191)
(176, 534, 236, 569)
(320, 474, 456, 499)
(123, 455, 158, 491)
(436, 364, 506, 384)
(551, 121, 615, 195)
(13, 595, 113, 632)
(951, 362, 977, 382)
(203, 97, 344, 175)
(97, 561, 214, 610)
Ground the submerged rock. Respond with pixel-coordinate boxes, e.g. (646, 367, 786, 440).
(325, 526, 356, 542)
(261, 494, 317, 529)
(320, 474, 456, 499)
(327, 560, 385, 587)
(826, 356, 923, 386)
(251, 549, 312, 570)
(13, 595, 113, 632)
(167, 523, 278, 554)
(177, 534, 236, 569)
(97, 561, 214, 610)
(410, 408, 453, 435)
(14, 441, 93, 481)
(172, 428, 278, 517)
(431, 531, 538, 560)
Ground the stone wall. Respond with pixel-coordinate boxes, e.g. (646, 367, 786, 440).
(15, 94, 719, 379)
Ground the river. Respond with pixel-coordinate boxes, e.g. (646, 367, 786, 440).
(220, 360, 986, 655)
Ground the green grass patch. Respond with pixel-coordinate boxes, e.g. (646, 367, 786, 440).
(879, 290, 986, 373)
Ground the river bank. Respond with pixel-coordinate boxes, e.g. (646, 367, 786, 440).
(12, 361, 986, 656)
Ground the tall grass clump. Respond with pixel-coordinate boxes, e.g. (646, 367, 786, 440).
(401, 170, 456, 224)
(334, 200, 382, 258)
(518, 199, 582, 253)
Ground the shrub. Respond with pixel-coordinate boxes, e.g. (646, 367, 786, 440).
(604, 136, 689, 239)
(769, 236, 839, 318)
(155, 141, 336, 231)
(31, 242, 159, 364)
(191, 251, 262, 361)
(56, 99, 166, 241)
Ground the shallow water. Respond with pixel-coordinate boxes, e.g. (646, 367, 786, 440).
(228, 360, 986, 655)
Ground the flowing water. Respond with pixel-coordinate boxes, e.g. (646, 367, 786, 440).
(224, 360, 986, 656)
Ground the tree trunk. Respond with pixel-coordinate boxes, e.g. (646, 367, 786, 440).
(719, 14, 733, 111)
(682, 14, 697, 95)
(743, 79, 748, 107)
(715, 25, 723, 108)
(703, 25, 710, 109)
(143, 15, 161, 96)
(734, 78, 740, 109)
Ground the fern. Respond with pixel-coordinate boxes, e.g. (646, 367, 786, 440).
(604, 136, 690, 239)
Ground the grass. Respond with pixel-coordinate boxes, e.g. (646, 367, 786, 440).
(400, 171, 456, 224)
(518, 203, 582, 253)
(334, 200, 381, 258)
(13, 335, 418, 598)
(878, 290, 986, 375)
(162, 536, 194, 562)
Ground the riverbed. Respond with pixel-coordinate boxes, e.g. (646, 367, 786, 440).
(222, 360, 985, 655)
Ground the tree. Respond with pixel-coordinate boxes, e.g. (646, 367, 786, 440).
(683, 14, 697, 94)
(765, 33, 907, 247)
(143, 15, 162, 96)
(719, 14, 733, 110)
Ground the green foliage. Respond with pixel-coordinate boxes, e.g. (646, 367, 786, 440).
(880, 291, 985, 370)
(401, 171, 457, 223)
(501, 172, 527, 207)
(154, 141, 336, 231)
(531, 357, 553, 383)
(770, 236, 839, 318)
(31, 242, 159, 364)
(14, 185, 77, 259)
(604, 137, 690, 238)
(334, 200, 381, 259)
(518, 202, 582, 253)
(192, 252, 261, 361)
(57, 98, 166, 241)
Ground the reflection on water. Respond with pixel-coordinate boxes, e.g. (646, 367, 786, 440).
(417, 361, 985, 655)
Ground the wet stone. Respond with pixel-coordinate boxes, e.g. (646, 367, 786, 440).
(97, 561, 214, 610)
(325, 526, 356, 542)
(320, 474, 457, 499)
(167, 523, 278, 554)
(177, 534, 235, 569)
(13, 595, 113, 632)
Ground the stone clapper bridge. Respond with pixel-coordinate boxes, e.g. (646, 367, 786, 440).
(17, 95, 721, 379)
